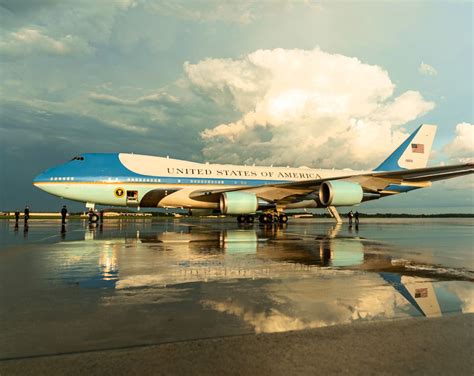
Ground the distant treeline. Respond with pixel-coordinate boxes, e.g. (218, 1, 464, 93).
(309, 213, 474, 218)
(1, 211, 473, 219)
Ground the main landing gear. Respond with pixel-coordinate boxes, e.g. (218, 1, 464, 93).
(237, 214, 255, 223)
(236, 212, 288, 224)
(259, 212, 288, 224)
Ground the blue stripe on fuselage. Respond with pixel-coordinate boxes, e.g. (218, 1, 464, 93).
(33, 153, 291, 186)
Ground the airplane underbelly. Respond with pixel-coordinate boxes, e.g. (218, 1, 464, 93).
(158, 188, 220, 209)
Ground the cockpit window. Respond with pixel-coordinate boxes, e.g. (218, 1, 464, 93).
(71, 156, 85, 161)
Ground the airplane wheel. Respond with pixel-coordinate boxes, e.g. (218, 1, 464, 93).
(266, 213, 274, 223)
(259, 214, 267, 224)
(237, 215, 245, 223)
(246, 215, 255, 223)
(279, 214, 288, 223)
(89, 214, 99, 223)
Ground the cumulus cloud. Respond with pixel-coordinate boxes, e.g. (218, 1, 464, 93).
(443, 122, 474, 163)
(186, 48, 435, 168)
(88, 92, 178, 107)
(0, 27, 93, 58)
(418, 62, 438, 76)
(201, 299, 327, 333)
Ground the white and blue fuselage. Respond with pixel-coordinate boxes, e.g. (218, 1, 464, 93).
(33, 153, 370, 210)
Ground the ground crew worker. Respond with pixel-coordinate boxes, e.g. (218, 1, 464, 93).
(14, 209, 20, 223)
(61, 205, 68, 224)
(355, 211, 360, 225)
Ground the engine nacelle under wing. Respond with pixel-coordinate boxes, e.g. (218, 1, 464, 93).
(319, 180, 363, 206)
(220, 192, 258, 214)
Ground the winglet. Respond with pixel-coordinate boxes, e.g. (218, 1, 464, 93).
(374, 124, 437, 171)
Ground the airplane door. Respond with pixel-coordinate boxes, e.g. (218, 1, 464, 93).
(126, 190, 139, 206)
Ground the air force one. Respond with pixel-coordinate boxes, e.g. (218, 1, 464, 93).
(33, 124, 473, 223)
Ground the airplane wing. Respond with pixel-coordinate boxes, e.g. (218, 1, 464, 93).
(189, 163, 474, 203)
(370, 163, 474, 182)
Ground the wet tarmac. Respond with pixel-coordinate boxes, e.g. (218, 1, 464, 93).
(0, 218, 473, 361)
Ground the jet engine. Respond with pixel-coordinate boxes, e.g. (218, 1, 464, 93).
(319, 180, 363, 206)
(219, 192, 258, 214)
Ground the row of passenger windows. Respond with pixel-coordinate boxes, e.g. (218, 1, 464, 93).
(126, 178, 161, 182)
(50, 177, 75, 181)
(125, 178, 229, 184)
(48, 177, 248, 185)
(189, 180, 226, 184)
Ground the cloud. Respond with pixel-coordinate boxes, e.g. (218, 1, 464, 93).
(145, 1, 257, 24)
(418, 62, 438, 76)
(443, 122, 474, 163)
(186, 48, 435, 168)
(0, 27, 93, 58)
(145, 1, 323, 24)
(0, 0, 137, 50)
(88, 92, 178, 107)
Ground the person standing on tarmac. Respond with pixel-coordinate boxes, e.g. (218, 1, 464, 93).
(354, 211, 360, 225)
(348, 210, 353, 225)
(24, 206, 30, 224)
(61, 205, 68, 224)
(14, 209, 20, 224)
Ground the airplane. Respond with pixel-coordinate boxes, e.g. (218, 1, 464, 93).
(33, 124, 473, 223)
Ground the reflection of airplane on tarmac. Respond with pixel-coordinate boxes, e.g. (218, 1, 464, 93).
(33, 124, 473, 223)
(380, 273, 441, 318)
(87, 224, 456, 317)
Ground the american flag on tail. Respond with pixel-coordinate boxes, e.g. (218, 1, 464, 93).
(415, 288, 428, 298)
(411, 143, 424, 153)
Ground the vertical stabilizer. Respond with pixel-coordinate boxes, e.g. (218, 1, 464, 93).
(374, 124, 437, 171)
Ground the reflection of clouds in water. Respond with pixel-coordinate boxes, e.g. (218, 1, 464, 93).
(352, 289, 408, 320)
(201, 275, 412, 333)
(201, 299, 327, 333)
(445, 283, 474, 313)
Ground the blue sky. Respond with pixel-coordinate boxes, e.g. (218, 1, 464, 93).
(0, 0, 472, 213)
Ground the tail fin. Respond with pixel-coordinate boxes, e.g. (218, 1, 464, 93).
(374, 124, 437, 171)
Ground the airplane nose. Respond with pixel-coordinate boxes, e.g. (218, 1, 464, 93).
(33, 172, 50, 186)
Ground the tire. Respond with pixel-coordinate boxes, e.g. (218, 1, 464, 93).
(259, 214, 267, 223)
(279, 214, 288, 223)
(90, 214, 99, 223)
(266, 213, 274, 223)
(237, 215, 245, 223)
(247, 215, 255, 223)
